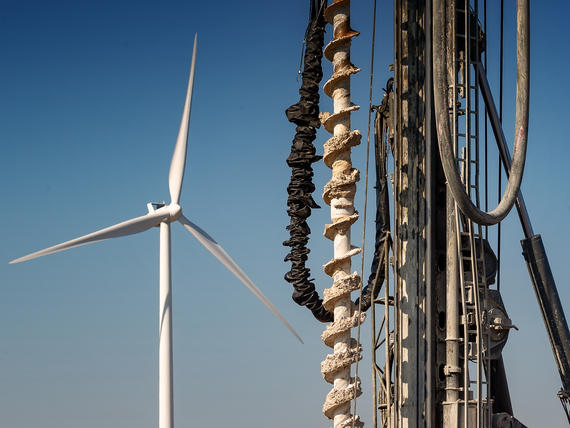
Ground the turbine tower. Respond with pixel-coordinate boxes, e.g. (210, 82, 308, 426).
(10, 34, 302, 428)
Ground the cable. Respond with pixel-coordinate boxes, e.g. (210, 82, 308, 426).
(484, 0, 488, 239)
(497, 0, 504, 290)
(432, 0, 530, 226)
(356, 84, 392, 313)
(353, 0, 378, 424)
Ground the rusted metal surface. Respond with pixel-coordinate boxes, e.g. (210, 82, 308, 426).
(393, 0, 428, 425)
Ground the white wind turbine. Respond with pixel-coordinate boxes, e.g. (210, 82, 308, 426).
(10, 34, 302, 428)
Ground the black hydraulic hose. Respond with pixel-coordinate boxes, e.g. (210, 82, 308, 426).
(355, 88, 392, 312)
(283, 0, 332, 323)
(432, 0, 530, 225)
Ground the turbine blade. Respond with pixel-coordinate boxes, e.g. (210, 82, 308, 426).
(10, 210, 169, 264)
(178, 215, 303, 344)
(168, 34, 198, 205)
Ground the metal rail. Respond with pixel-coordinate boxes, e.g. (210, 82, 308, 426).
(449, 2, 492, 426)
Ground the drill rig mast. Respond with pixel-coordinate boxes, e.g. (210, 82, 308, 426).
(284, 1, 570, 427)
(372, 0, 570, 426)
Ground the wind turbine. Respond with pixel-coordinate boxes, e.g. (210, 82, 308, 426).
(10, 34, 302, 428)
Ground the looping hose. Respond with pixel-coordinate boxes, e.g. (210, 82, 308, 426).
(433, 0, 530, 225)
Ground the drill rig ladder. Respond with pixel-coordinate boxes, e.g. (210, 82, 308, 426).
(371, 236, 395, 428)
(450, 1, 492, 426)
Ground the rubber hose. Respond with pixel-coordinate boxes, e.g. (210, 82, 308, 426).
(433, 0, 529, 225)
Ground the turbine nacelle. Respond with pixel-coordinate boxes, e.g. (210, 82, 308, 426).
(147, 202, 182, 223)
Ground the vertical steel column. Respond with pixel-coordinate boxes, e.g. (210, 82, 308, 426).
(444, 198, 461, 427)
(393, 0, 427, 426)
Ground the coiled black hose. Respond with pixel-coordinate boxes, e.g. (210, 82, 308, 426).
(433, 0, 529, 225)
(284, 0, 332, 323)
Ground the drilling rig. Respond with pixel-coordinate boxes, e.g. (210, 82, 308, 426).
(284, 0, 570, 427)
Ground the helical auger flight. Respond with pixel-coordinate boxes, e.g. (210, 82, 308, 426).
(319, 0, 365, 426)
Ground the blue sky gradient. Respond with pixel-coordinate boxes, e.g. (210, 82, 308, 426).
(2, 1, 570, 427)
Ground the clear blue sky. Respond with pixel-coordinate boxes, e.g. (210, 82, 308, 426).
(1, 1, 569, 427)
